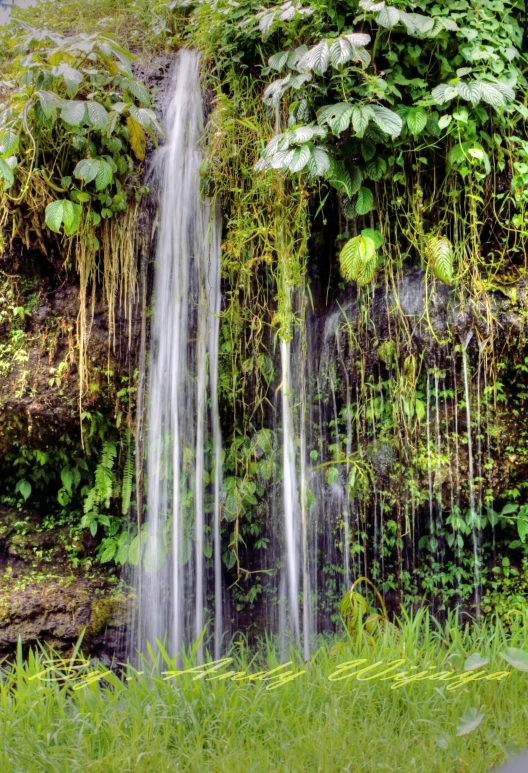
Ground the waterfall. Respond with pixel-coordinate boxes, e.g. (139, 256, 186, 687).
(134, 50, 222, 659)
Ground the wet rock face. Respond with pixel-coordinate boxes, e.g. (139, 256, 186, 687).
(0, 508, 129, 660)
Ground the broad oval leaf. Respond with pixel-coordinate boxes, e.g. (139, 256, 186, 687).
(307, 147, 331, 176)
(340, 235, 368, 282)
(330, 38, 354, 68)
(356, 186, 374, 216)
(269, 50, 289, 71)
(0, 128, 19, 157)
(376, 6, 400, 28)
(74, 158, 100, 184)
(370, 104, 402, 138)
(0, 158, 14, 188)
(288, 145, 311, 172)
(127, 115, 146, 160)
(456, 80, 483, 105)
(61, 100, 87, 126)
(297, 40, 330, 75)
(86, 100, 109, 129)
(352, 105, 374, 137)
(456, 708, 485, 737)
(407, 107, 428, 137)
(499, 647, 528, 672)
(317, 102, 354, 135)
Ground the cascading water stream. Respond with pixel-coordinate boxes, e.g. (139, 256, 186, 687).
(134, 50, 223, 659)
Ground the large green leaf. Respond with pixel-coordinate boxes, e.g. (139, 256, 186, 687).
(456, 708, 485, 737)
(307, 147, 332, 176)
(288, 145, 311, 172)
(297, 40, 330, 75)
(86, 100, 109, 130)
(407, 107, 428, 137)
(340, 234, 377, 283)
(0, 158, 15, 188)
(0, 128, 18, 156)
(370, 105, 402, 138)
(122, 78, 150, 105)
(329, 38, 354, 67)
(61, 100, 86, 126)
(45, 199, 81, 235)
(352, 105, 374, 137)
(356, 186, 374, 216)
(376, 6, 400, 28)
(328, 163, 362, 197)
(499, 647, 528, 672)
(425, 235, 454, 285)
(317, 102, 354, 134)
(74, 158, 100, 184)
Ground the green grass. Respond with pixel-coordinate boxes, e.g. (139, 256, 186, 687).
(1, 610, 528, 772)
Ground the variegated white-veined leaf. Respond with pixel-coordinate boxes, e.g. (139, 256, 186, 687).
(440, 18, 458, 31)
(288, 145, 311, 172)
(262, 133, 290, 158)
(254, 156, 271, 172)
(352, 104, 374, 136)
(317, 102, 354, 134)
(488, 81, 515, 101)
(61, 100, 87, 126)
(330, 38, 354, 67)
(258, 11, 276, 35)
(289, 73, 312, 89)
(36, 90, 62, 119)
(263, 74, 291, 105)
(476, 81, 509, 107)
(297, 40, 330, 75)
(370, 104, 402, 138)
(359, 0, 386, 10)
(399, 11, 434, 34)
(287, 44, 307, 68)
(269, 149, 295, 169)
(279, 4, 296, 21)
(376, 6, 400, 28)
(286, 125, 326, 144)
(431, 83, 458, 104)
(307, 146, 332, 176)
(86, 100, 109, 130)
(456, 80, 483, 105)
(269, 50, 289, 71)
(343, 32, 371, 47)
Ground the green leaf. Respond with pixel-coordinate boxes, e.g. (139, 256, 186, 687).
(361, 228, 383, 248)
(100, 543, 117, 563)
(86, 100, 109, 130)
(95, 159, 113, 191)
(499, 647, 528, 672)
(376, 6, 400, 28)
(356, 186, 374, 216)
(0, 158, 14, 188)
(61, 467, 73, 493)
(326, 467, 339, 485)
(438, 114, 452, 129)
(37, 90, 61, 119)
(456, 80, 483, 105)
(269, 50, 289, 71)
(365, 156, 386, 181)
(45, 199, 80, 235)
(74, 158, 100, 184)
(464, 653, 489, 671)
(329, 163, 362, 197)
(425, 235, 454, 285)
(407, 107, 428, 137)
(297, 40, 330, 75)
(329, 38, 354, 67)
(352, 105, 374, 137)
(318, 102, 354, 135)
(340, 234, 377, 282)
(370, 105, 402, 138)
(123, 78, 150, 105)
(61, 100, 86, 126)
(307, 147, 331, 176)
(456, 708, 484, 736)
(0, 128, 18, 157)
(15, 480, 31, 501)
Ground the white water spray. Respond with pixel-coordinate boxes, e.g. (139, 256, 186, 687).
(135, 50, 223, 659)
